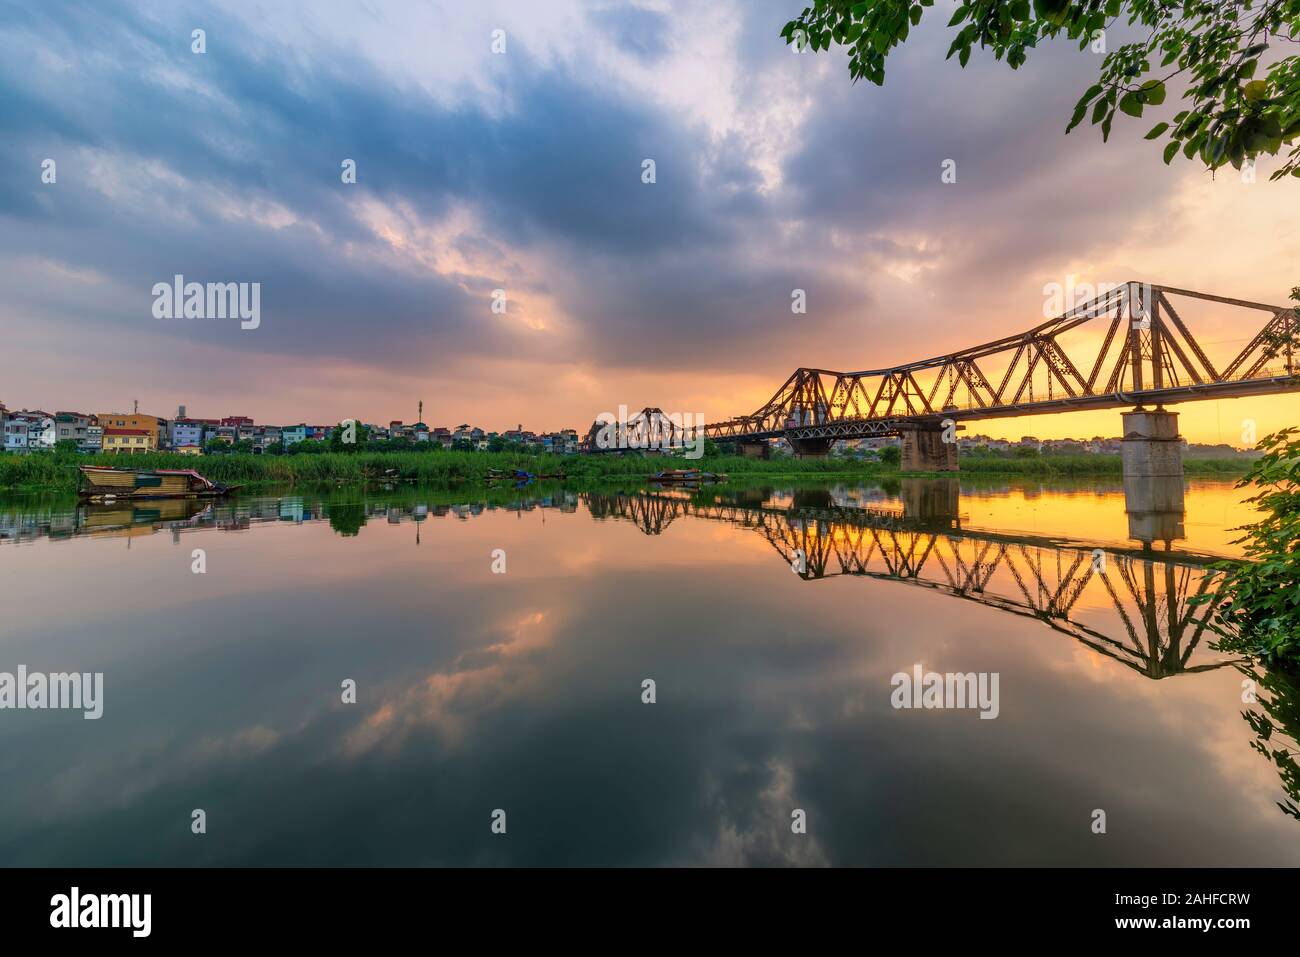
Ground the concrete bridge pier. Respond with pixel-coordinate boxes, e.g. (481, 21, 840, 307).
(1121, 409, 1183, 478)
(790, 437, 834, 459)
(900, 426, 959, 472)
(1121, 409, 1185, 546)
(735, 439, 770, 459)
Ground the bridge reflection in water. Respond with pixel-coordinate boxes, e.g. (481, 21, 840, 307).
(3, 480, 1233, 681)
(585, 478, 1231, 681)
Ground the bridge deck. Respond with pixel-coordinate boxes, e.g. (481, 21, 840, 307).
(696, 283, 1299, 443)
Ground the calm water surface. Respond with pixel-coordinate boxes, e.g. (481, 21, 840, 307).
(1, 475, 1297, 866)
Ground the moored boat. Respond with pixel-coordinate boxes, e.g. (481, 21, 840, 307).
(647, 469, 726, 483)
(77, 466, 241, 500)
(485, 468, 567, 482)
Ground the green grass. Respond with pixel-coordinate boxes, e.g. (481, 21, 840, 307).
(959, 452, 1250, 476)
(0, 449, 892, 491)
(0, 448, 1251, 491)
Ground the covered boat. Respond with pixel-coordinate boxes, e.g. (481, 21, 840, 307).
(77, 466, 241, 500)
(485, 468, 567, 482)
(647, 469, 726, 484)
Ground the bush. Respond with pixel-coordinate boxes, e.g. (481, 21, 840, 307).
(1199, 428, 1300, 666)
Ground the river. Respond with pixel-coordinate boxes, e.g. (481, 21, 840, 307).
(1, 475, 1296, 865)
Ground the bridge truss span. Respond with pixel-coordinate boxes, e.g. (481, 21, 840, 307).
(706, 282, 1300, 443)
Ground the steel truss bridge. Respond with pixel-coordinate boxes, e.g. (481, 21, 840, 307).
(702, 282, 1300, 444)
(585, 489, 1232, 680)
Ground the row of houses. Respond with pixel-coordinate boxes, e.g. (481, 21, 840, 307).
(957, 434, 1127, 455)
(2, 407, 102, 453)
(851, 434, 1127, 454)
(372, 421, 579, 453)
(850, 433, 1235, 456)
(1, 405, 224, 455)
(0, 402, 583, 455)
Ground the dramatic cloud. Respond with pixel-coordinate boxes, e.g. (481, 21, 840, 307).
(1, 0, 1296, 440)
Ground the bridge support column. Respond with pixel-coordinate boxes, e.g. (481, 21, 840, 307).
(1121, 409, 1185, 546)
(789, 437, 833, 459)
(1121, 409, 1183, 478)
(736, 440, 770, 460)
(900, 427, 959, 472)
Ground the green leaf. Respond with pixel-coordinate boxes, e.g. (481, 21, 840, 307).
(1162, 141, 1179, 165)
(1244, 80, 1268, 103)
(1145, 122, 1169, 140)
(1139, 80, 1166, 106)
(1230, 137, 1246, 167)
(1074, 83, 1103, 111)
(1033, 0, 1071, 24)
(1119, 91, 1144, 117)
(1210, 136, 1228, 166)
(1066, 99, 1089, 133)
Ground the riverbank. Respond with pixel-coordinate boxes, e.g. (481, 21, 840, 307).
(0, 449, 1252, 491)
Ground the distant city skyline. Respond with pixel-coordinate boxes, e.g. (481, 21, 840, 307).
(0, 397, 578, 435)
(0, 395, 1267, 452)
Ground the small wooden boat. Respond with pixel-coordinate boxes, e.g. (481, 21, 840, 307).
(485, 468, 566, 482)
(647, 469, 726, 484)
(78, 465, 241, 500)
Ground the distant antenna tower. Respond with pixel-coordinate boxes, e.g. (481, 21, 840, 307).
(419, 400, 423, 423)
(133, 399, 138, 414)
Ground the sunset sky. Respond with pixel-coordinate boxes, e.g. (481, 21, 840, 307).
(2, 0, 1298, 444)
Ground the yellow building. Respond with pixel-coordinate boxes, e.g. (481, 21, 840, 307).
(174, 445, 203, 455)
(95, 412, 166, 448)
(101, 427, 156, 454)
